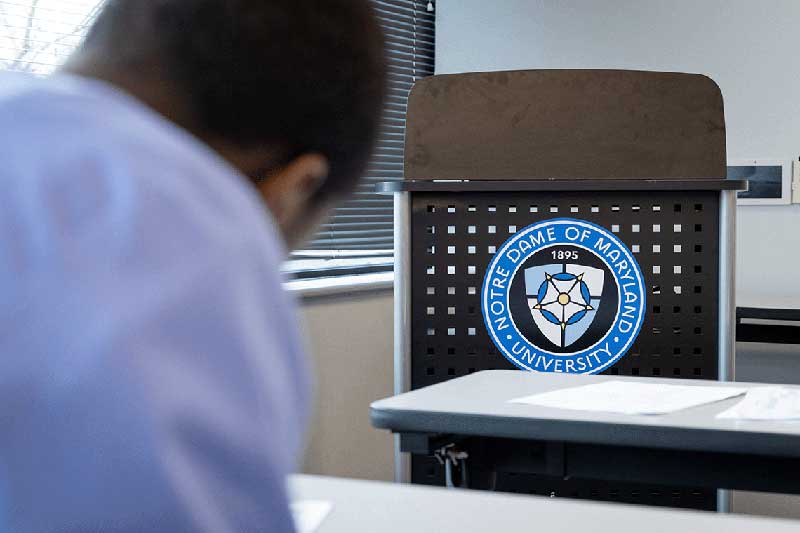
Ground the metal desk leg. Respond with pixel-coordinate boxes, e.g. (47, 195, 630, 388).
(393, 192, 412, 483)
(718, 189, 736, 382)
(717, 189, 737, 512)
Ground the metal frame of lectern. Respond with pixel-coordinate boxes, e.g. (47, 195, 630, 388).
(380, 70, 745, 511)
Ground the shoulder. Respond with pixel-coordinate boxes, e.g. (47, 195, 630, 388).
(0, 73, 285, 276)
(0, 74, 310, 419)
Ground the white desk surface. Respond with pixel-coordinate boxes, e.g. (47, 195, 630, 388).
(290, 474, 799, 532)
(370, 371, 800, 457)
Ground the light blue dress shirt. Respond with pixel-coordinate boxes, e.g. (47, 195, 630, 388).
(0, 73, 310, 532)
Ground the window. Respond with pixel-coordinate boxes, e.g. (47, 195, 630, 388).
(0, 0, 436, 286)
(0, 1, 104, 75)
(283, 0, 435, 283)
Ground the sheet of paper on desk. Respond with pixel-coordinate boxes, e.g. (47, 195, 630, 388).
(510, 381, 748, 415)
(717, 386, 800, 420)
(290, 500, 333, 533)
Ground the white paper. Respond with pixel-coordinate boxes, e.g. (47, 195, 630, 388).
(716, 386, 800, 420)
(509, 380, 747, 415)
(290, 500, 333, 533)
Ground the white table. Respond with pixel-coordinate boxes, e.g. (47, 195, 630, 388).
(290, 474, 800, 532)
(371, 371, 800, 494)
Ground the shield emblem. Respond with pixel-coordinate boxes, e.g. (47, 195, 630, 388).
(525, 264, 605, 348)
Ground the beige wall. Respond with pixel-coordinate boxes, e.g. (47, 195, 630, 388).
(299, 290, 395, 481)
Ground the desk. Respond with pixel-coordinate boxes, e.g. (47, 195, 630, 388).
(371, 371, 800, 495)
(737, 296, 800, 343)
(290, 474, 799, 532)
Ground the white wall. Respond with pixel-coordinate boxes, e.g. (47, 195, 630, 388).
(437, 0, 800, 303)
(299, 291, 394, 482)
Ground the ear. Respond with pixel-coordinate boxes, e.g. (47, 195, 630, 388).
(257, 153, 329, 229)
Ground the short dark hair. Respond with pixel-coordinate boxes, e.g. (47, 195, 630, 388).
(83, 0, 386, 202)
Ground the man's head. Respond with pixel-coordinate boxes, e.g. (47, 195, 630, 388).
(67, 0, 386, 249)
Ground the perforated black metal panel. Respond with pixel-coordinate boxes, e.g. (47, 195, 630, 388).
(411, 191, 720, 388)
(408, 189, 721, 509)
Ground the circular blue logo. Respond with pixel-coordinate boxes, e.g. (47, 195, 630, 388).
(481, 218, 645, 374)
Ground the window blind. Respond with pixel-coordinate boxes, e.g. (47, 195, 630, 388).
(0, 0, 436, 282)
(285, 0, 435, 280)
(0, 0, 103, 75)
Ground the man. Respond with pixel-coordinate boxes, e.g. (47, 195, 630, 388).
(0, 0, 385, 531)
